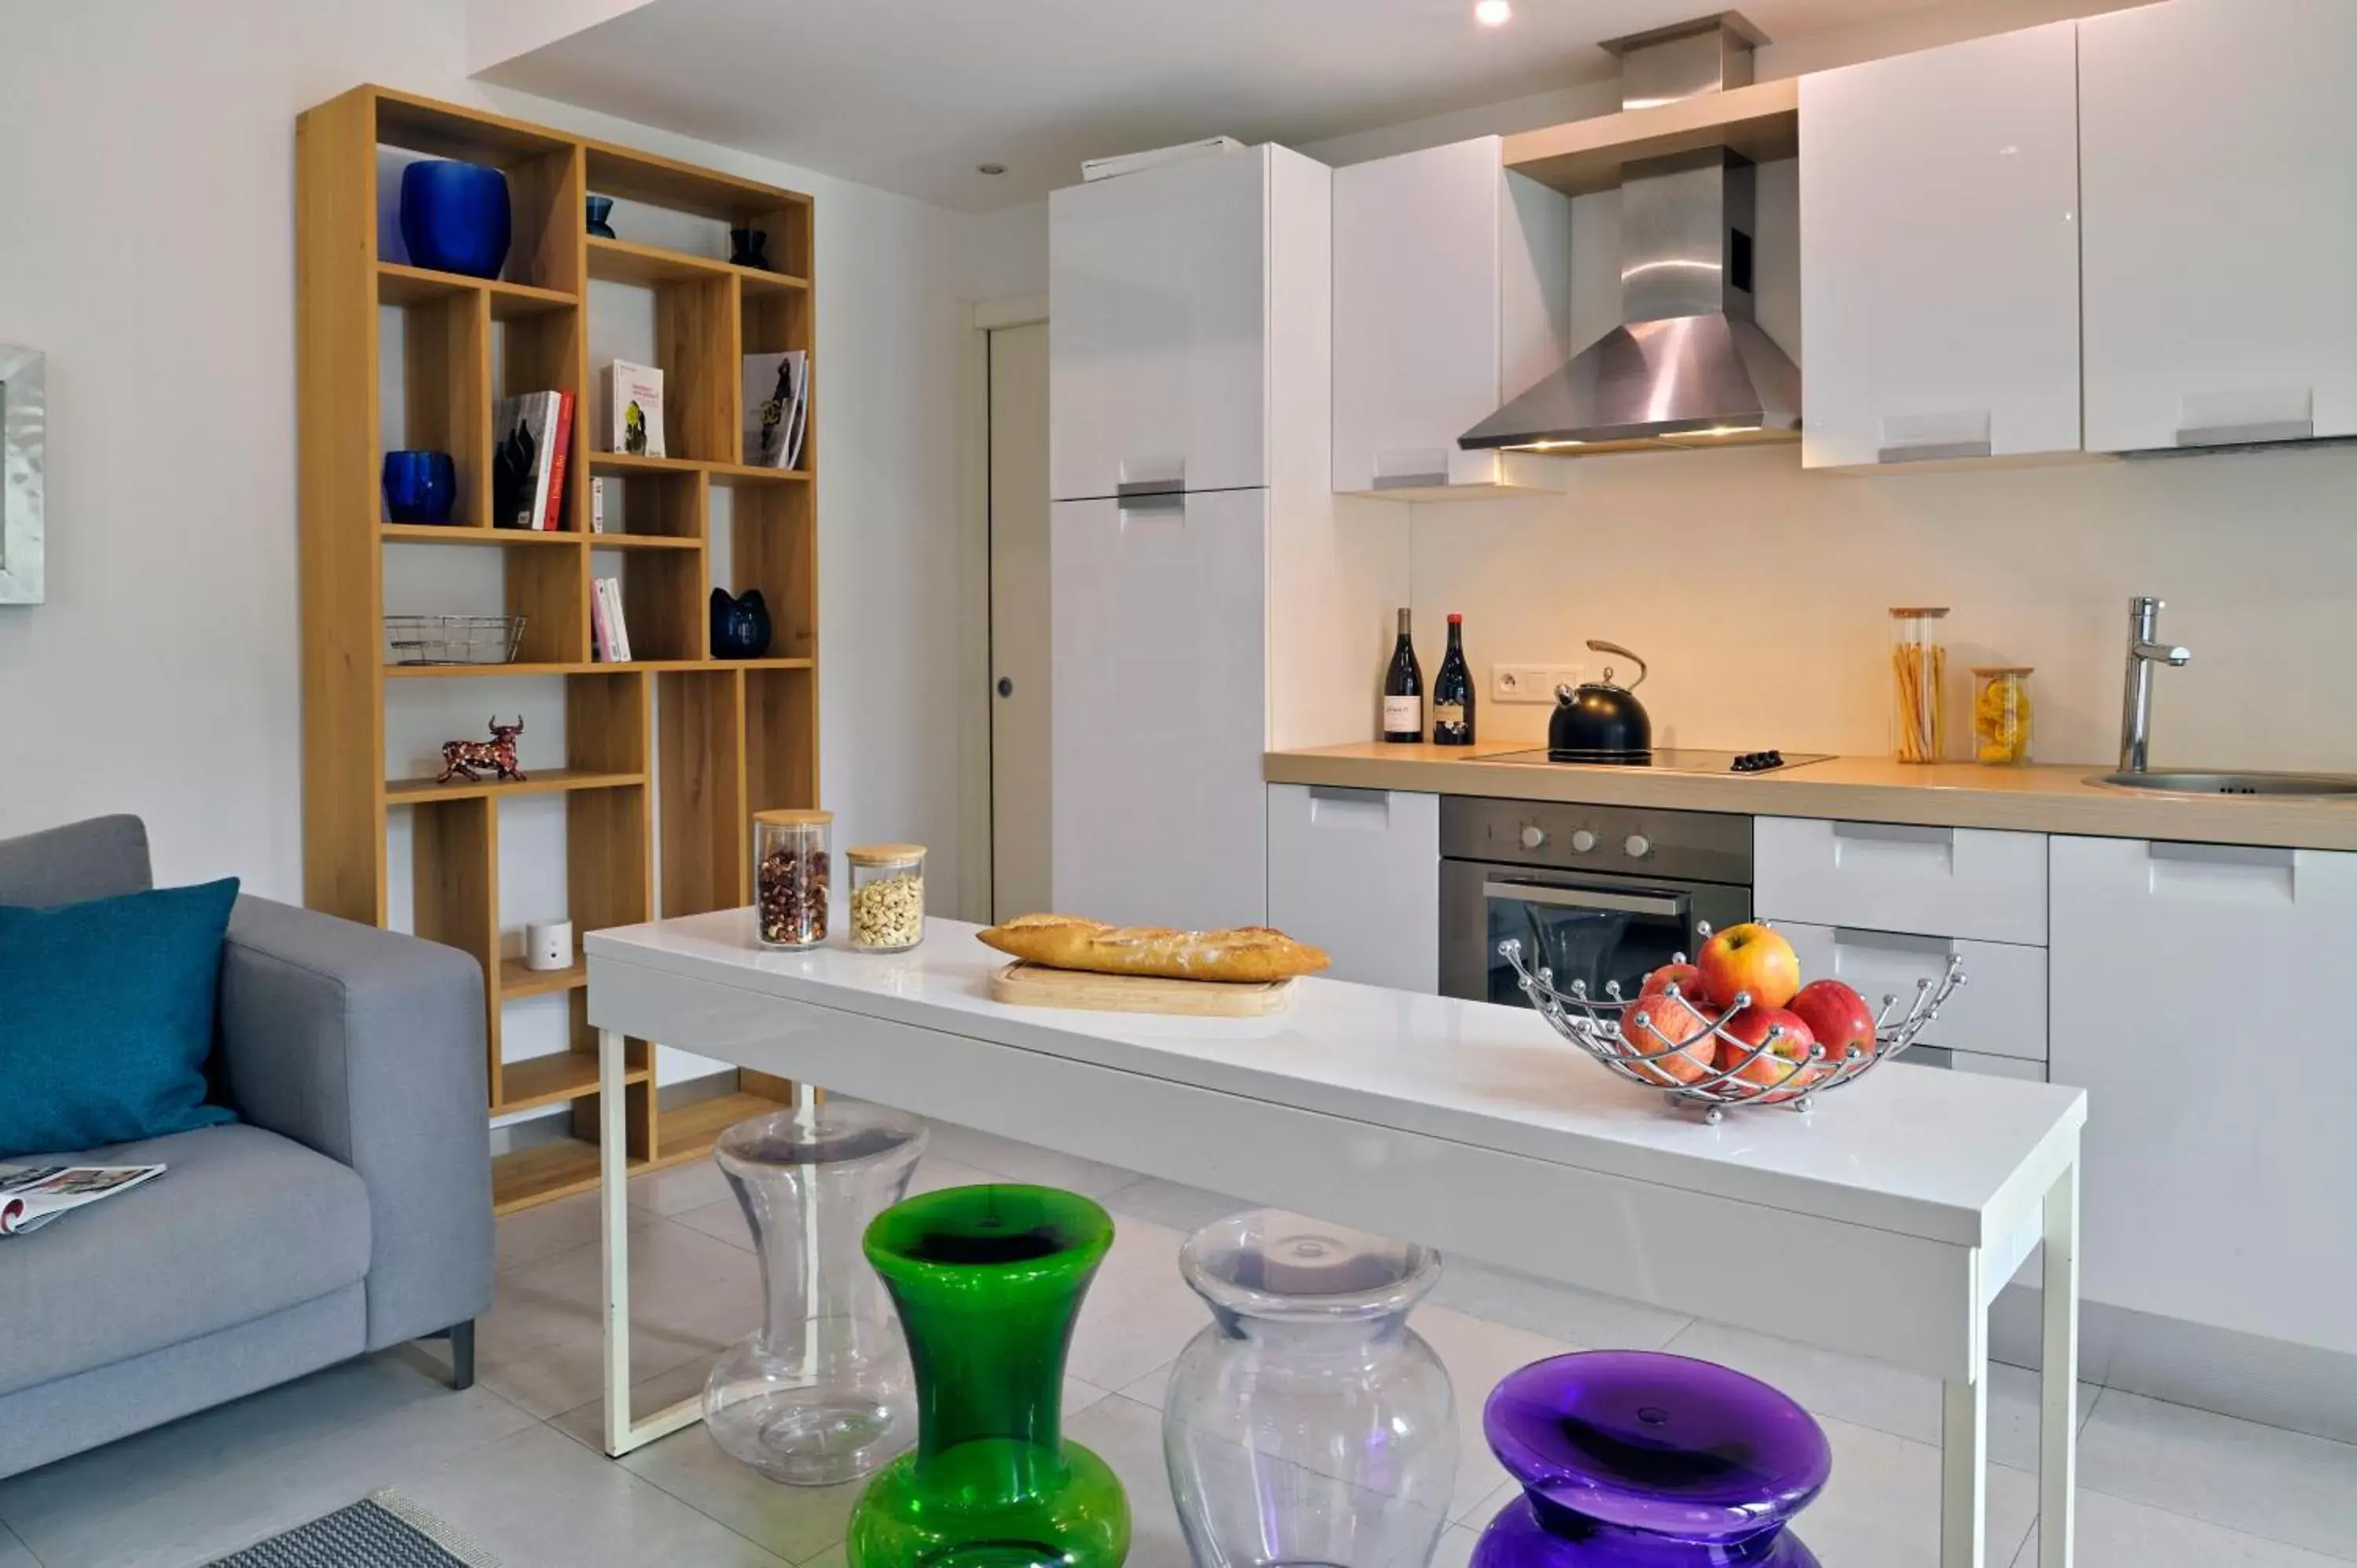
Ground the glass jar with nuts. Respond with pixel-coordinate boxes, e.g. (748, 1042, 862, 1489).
(753, 809, 833, 949)
(846, 844, 926, 952)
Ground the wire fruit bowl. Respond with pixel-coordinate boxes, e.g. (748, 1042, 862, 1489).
(1501, 922, 1965, 1123)
(385, 614, 526, 666)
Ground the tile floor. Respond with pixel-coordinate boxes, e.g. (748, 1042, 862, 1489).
(2, 1123, 2353, 1568)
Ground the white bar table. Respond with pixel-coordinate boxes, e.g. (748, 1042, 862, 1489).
(588, 912, 2084, 1568)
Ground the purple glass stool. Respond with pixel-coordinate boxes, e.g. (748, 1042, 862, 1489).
(1472, 1351, 1831, 1566)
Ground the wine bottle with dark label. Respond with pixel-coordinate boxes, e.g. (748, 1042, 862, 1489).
(1381, 607, 1422, 744)
(1432, 612, 1474, 746)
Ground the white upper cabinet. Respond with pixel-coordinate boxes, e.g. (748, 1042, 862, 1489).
(1050, 148, 1270, 501)
(2081, 0, 2357, 452)
(1332, 137, 1571, 499)
(1799, 21, 2082, 470)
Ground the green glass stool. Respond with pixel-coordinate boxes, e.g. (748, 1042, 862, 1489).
(847, 1184, 1131, 1568)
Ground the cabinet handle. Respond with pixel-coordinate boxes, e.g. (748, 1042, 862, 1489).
(1483, 882, 1688, 918)
(1116, 486, 1186, 515)
(2176, 387, 2313, 449)
(2147, 841, 2295, 870)
(1373, 472, 1450, 491)
(1879, 409, 1991, 464)
(1308, 787, 1388, 830)
(2176, 419, 2313, 448)
(1833, 926, 1956, 958)
(1832, 821, 1955, 848)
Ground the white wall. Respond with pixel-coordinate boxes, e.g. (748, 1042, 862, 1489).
(0, 0, 1002, 922)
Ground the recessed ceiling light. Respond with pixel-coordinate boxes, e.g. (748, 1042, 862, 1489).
(1475, 0, 1513, 26)
(977, 163, 1007, 176)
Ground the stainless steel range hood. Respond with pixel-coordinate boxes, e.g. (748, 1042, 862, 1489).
(1460, 13, 1801, 456)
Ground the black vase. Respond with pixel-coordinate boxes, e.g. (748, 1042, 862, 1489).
(728, 228, 772, 271)
(711, 588, 773, 659)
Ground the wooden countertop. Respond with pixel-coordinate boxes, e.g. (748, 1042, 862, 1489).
(1264, 742, 2357, 852)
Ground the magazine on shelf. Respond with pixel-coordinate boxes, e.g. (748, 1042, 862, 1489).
(592, 576, 632, 661)
(493, 390, 565, 529)
(742, 350, 808, 470)
(0, 1163, 166, 1236)
(603, 361, 665, 458)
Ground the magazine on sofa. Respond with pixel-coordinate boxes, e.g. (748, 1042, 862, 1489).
(0, 1163, 165, 1236)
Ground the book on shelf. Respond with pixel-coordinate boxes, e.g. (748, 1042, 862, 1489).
(1, 1163, 166, 1236)
(592, 576, 632, 661)
(493, 391, 566, 530)
(742, 350, 808, 471)
(603, 361, 665, 459)
(540, 389, 576, 531)
(589, 476, 607, 534)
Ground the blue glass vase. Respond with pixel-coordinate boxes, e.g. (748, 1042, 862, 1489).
(383, 450, 457, 525)
(585, 196, 618, 240)
(400, 159, 511, 280)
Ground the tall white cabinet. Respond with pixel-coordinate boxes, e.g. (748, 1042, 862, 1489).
(2080, 0, 2357, 452)
(1332, 137, 1572, 499)
(1050, 146, 1406, 931)
(2050, 836, 2357, 1357)
(1798, 21, 2082, 469)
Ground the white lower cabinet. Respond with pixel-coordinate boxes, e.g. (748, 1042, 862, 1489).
(1779, 921, 2046, 1064)
(1267, 785, 1439, 991)
(2050, 835, 2357, 1357)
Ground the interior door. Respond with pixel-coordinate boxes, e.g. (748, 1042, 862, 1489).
(1050, 489, 1268, 931)
(989, 320, 1053, 921)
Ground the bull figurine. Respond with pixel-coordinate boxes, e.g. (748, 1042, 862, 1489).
(439, 716, 527, 785)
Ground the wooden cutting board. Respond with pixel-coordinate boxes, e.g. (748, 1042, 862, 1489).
(988, 961, 1296, 1017)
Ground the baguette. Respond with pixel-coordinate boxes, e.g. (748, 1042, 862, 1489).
(978, 913, 1329, 984)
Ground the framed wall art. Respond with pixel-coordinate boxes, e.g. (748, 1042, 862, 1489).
(0, 346, 45, 605)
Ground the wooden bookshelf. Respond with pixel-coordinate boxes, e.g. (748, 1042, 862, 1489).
(295, 86, 821, 1212)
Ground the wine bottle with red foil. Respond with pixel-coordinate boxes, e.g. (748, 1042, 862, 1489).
(1381, 608, 1422, 743)
(1432, 613, 1474, 746)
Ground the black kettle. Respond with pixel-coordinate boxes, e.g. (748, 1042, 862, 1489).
(1549, 641, 1653, 758)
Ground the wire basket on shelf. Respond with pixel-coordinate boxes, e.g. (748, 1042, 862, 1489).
(1502, 921, 1965, 1123)
(385, 614, 526, 666)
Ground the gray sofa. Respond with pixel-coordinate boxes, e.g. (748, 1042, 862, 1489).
(0, 815, 494, 1479)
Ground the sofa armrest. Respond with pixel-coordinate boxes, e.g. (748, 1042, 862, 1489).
(216, 896, 493, 1349)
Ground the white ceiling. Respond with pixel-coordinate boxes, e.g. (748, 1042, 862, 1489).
(478, 0, 1952, 211)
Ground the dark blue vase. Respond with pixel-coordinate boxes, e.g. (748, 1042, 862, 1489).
(585, 196, 617, 239)
(711, 587, 773, 659)
(400, 159, 511, 280)
(383, 450, 458, 525)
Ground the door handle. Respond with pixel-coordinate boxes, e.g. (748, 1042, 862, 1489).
(996, 677, 1014, 698)
(1482, 882, 1688, 919)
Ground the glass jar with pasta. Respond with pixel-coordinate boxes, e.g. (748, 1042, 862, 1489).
(1890, 608, 1949, 764)
(1972, 666, 2034, 765)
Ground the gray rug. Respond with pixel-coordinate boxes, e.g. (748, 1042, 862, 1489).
(207, 1490, 501, 1567)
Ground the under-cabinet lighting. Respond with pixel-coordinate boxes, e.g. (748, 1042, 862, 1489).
(1475, 0, 1512, 26)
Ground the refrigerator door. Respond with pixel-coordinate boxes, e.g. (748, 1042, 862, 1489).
(1050, 148, 1269, 503)
(1050, 489, 1268, 930)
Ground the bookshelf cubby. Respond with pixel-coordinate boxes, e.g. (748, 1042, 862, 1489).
(296, 86, 821, 1213)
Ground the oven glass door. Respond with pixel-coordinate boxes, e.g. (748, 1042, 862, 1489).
(1442, 860, 1750, 1009)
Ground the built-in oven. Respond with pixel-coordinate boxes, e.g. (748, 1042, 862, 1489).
(1439, 797, 1753, 1009)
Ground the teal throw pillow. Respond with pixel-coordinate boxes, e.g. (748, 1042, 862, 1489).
(0, 877, 240, 1158)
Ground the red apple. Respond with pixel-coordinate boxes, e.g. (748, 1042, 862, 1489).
(1696, 923, 1802, 1010)
(1618, 992, 1717, 1086)
(1639, 962, 1707, 1002)
(1715, 1005, 1823, 1099)
(1789, 979, 1877, 1067)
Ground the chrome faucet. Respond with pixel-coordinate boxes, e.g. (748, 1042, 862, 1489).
(2119, 595, 2192, 775)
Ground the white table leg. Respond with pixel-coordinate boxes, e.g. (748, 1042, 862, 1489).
(1941, 1355, 1989, 1568)
(2040, 1160, 2080, 1567)
(598, 1028, 705, 1457)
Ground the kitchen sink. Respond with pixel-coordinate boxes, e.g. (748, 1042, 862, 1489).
(2087, 771, 2357, 797)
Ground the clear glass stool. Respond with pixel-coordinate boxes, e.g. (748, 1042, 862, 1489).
(1162, 1209, 1459, 1567)
(702, 1099, 927, 1485)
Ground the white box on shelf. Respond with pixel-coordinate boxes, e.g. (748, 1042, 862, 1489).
(603, 360, 665, 458)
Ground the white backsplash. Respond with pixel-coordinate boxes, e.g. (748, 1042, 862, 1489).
(1407, 438, 2357, 770)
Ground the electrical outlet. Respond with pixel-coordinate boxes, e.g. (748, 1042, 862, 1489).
(1493, 664, 1585, 703)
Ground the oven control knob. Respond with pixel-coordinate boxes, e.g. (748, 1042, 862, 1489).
(1519, 825, 1548, 851)
(1624, 833, 1654, 859)
(1570, 830, 1598, 853)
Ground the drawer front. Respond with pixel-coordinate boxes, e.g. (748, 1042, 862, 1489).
(1755, 816, 2047, 945)
(1780, 921, 2047, 1063)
